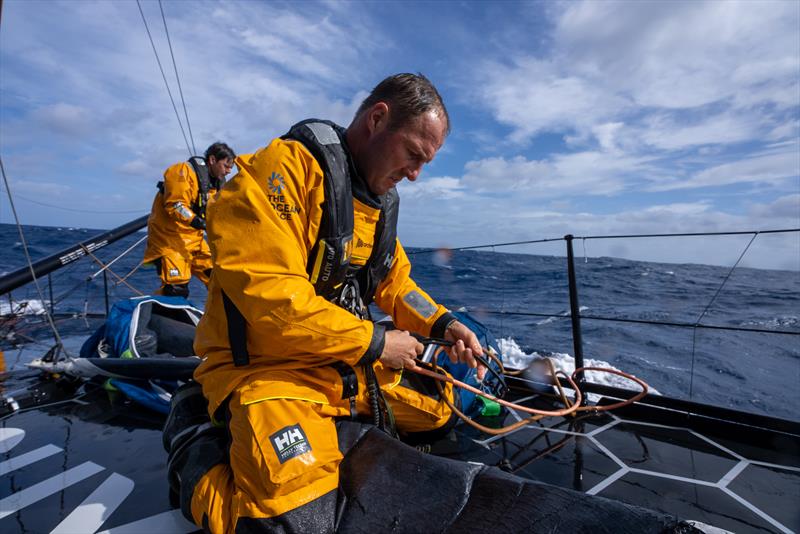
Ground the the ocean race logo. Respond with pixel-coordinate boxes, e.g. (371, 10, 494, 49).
(270, 424, 311, 463)
(266, 171, 301, 220)
(267, 172, 285, 194)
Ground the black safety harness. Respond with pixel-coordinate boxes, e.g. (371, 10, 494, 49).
(222, 120, 399, 368)
(220, 120, 401, 434)
(156, 156, 223, 223)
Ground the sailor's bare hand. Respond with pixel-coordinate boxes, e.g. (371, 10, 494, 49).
(380, 330, 423, 371)
(444, 321, 487, 381)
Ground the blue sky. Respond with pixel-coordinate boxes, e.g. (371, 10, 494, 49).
(1, 0, 798, 270)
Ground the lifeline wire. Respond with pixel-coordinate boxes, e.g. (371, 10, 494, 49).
(0, 188, 145, 214)
(688, 232, 758, 399)
(159, 0, 196, 156)
(136, 0, 193, 158)
(0, 156, 68, 356)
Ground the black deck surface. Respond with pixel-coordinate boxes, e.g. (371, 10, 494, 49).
(1, 371, 798, 533)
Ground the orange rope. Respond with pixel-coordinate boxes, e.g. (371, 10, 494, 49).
(406, 355, 649, 436)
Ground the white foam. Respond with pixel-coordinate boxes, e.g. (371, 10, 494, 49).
(498, 337, 660, 398)
(0, 299, 49, 316)
(535, 305, 589, 326)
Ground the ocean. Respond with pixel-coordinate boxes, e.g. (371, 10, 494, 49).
(1, 223, 798, 422)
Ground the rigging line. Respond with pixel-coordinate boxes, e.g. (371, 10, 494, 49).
(688, 232, 759, 400)
(0, 188, 145, 214)
(79, 244, 144, 296)
(407, 228, 799, 255)
(136, 0, 193, 158)
(117, 259, 145, 285)
(159, 0, 196, 155)
(575, 228, 799, 240)
(409, 236, 564, 255)
(0, 156, 69, 355)
(90, 233, 148, 279)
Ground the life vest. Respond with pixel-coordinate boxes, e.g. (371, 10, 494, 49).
(223, 120, 399, 367)
(282, 120, 398, 306)
(157, 156, 223, 221)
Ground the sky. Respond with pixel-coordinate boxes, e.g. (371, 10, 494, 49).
(1, 0, 798, 270)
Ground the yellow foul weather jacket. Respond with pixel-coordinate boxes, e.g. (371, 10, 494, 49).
(193, 137, 451, 415)
(144, 162, 216, 263)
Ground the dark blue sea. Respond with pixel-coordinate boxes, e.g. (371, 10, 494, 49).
(1, 223, 798, 422)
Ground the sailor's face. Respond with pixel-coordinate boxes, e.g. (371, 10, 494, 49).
(363, 110, 446, 196)
(208, 156, 234, 179)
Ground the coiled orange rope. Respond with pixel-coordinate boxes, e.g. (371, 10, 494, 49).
(406, 348, 649, 436)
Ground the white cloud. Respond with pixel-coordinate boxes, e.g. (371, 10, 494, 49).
(398, 176, 466, 200)
(470, 0, 799, 167)
(460, 150, 654, 197)
(748, 194, 800, 220)
(31, 103, 92, 136)
(652, 146, 800, 191)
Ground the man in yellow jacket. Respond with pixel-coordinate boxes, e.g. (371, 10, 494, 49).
(143, 142, 235, 297)
(166, 74, 486, 532)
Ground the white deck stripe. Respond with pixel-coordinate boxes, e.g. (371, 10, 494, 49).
(0, 444, 62, 476)
(50, 473, 134, 534)
(586, 467, 628, 495)
(717, 460, 749, 487)
(748, 460, 800, 473)
(587, 436, 628, 469)
(96, 508, 197, 534)
(689, 430, 744, 461)
(0, 461, 105, 520)
(0, 427, 25, 452)
(585, 418, 620, 437)
(627, 467, 718, 486)
(721, 487, 793, 534)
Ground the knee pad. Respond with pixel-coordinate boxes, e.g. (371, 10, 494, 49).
(163, 382, 209, 453)
(161, 283, 190, 298)
(164, 382, 229, 522)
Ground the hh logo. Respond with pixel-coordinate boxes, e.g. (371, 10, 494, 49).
(270, 424, 311, 463)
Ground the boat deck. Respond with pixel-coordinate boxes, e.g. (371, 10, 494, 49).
(1, 371, 798, 533)
(442, 386, 800, 534)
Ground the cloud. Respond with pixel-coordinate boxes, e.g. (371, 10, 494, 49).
(31, 103, 92, 136)
(554, 0, 799, 111)
(652, 145, 800, 191)
(398, 176, 466, 200)
(460, 150, 653, 197)
(470, 0, 799, 155)
(748, 194, 800, 220)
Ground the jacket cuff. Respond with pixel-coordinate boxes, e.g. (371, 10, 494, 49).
(356, 323, 385, 366)
(430, 312, 458, 339)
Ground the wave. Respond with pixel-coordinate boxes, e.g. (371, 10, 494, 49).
(498, 337, 660, 398)
(0, 299, 49, 316)
(740, 316, 799, 329)
(535, 305, 589, 326)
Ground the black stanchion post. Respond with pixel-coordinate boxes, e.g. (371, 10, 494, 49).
(565, 235, 586, 391)
(103, 270, 109, 317)
(48, 273, 54, 316)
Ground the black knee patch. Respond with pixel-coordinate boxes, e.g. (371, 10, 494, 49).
(167, 424, 229, 523)
(164, 382, 228, 523)
(162, 283, 190, 298)
(234, 490, 337, 534)
(163, 382, 209, 453)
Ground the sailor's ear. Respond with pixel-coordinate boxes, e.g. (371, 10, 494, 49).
(367, 102, 390, 134)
